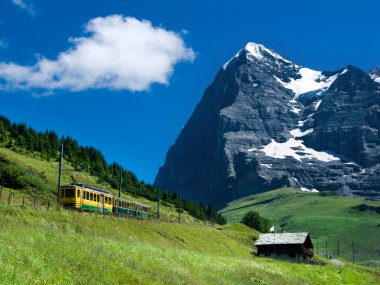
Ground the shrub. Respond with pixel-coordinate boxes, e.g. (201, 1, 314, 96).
(241, 210, 270, 232)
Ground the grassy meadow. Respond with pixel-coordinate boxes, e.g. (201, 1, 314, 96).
(220, 188, 380, 266)
(0, 146, 197, 222)
(1, 205, 379, 284)
(1, 143, 380, 283)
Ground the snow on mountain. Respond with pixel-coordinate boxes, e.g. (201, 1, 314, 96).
(244, 42, 293, 64)
(223, 50, 241, 70)
(155, 41, 380, 208)
(249, 137, 341, 162)
(290, 128, 313, 137)
(223, 42, 294, 70)
(300, 187, 319, 193)
(369, 67, 380, 83)
(275, 68, 340, 99)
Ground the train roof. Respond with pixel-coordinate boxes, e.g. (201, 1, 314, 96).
(63, 183, 110, 194)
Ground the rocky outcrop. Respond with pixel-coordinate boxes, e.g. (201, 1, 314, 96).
(155, 43, 380, 208)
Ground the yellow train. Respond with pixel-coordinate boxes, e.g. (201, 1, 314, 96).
(59, 183, 151, 219)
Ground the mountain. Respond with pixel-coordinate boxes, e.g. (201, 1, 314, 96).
(369, 66, 380, 83)
(154, 42, 380, 208)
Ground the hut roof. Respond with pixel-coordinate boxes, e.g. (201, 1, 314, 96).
(255, 232, 310, 246)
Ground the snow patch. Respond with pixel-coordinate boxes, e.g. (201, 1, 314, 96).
(275, 68, 339, 98)
(290, 128, 313, 138)
(261, 138, 340, 162)
(370, 74, 380, 83)
(223, 50, 241, 70)
(340, 67, 349, 75)
(314, 100, 322, 110)
(261, 163, 272, 169)
(291, 106, 301, 114)
(300, 187, 319, 193)
(245, 42, 264, 60)
(297, 120, 307, 127)
(244, 42, 293, 64)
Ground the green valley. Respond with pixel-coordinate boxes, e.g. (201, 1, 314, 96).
(220, 188, 380, 266)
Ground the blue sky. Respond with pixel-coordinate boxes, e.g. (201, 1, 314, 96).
(1, 0, 379, 183)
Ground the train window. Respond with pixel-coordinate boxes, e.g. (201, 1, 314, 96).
(77, 189, 80, 198)
(65, 189, 75, 198)
(60, 189, 64, 197)
(85, 191, 89, 200)
(97, 195, 99, 202)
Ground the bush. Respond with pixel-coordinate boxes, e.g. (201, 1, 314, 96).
(241, 210, 270, 233)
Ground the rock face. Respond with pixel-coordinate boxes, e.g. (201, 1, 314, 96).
(154, 43, 380, 208)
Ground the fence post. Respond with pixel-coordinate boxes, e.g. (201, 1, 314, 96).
(178, 195, 181, 223)
(0, 177, 3, 200)
(352, 242, 355, 264)
(8, 193, 11, 205)
(23, 196, 25, 207)
(34, 195, 36, 208)
(47, 201, 50, 211)
(325, 240, 328, 258)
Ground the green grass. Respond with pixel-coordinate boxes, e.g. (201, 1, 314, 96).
(0, 146, 197, 222)
(219, 188, 380, 266)
(1, 146, 379, 283)
(0, 205, 379, 285)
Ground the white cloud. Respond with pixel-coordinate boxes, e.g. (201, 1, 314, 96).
(0, 15, 195, 93)
(12, 0, 35, 16)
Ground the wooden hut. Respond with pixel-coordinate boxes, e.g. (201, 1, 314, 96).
(255, 232, 313, 262)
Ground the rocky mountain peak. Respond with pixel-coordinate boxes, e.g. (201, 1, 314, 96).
(155, 43, 380, 208)
(369, 66, 380, 83)
(244, 42, 294, 65)
(331, 65, 379, 92)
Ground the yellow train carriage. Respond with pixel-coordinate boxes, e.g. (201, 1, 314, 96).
(59, 184, 113, 213)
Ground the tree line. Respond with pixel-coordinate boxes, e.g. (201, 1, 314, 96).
(0, 115, 226, 224)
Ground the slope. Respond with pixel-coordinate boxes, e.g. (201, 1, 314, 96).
(0, 114, 225, 223)
(0, 205, 379, 284)
(220, 188, 380, 266)
(0, 145, 197, 222)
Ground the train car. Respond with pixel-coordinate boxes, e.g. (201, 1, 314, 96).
(59, 183, 113, 213)
(113, 197, 151, 219)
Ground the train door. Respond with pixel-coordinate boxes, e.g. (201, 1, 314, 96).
(99, 194, 104, 213)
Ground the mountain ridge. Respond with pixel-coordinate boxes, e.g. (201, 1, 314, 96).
(155, 42, 380, 208)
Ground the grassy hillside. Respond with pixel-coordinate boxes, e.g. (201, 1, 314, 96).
(0, 205, 379, 285)
(220, 188, 380, 266)
(0, 115, 225, 223)
(0, 146, 196, 222)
